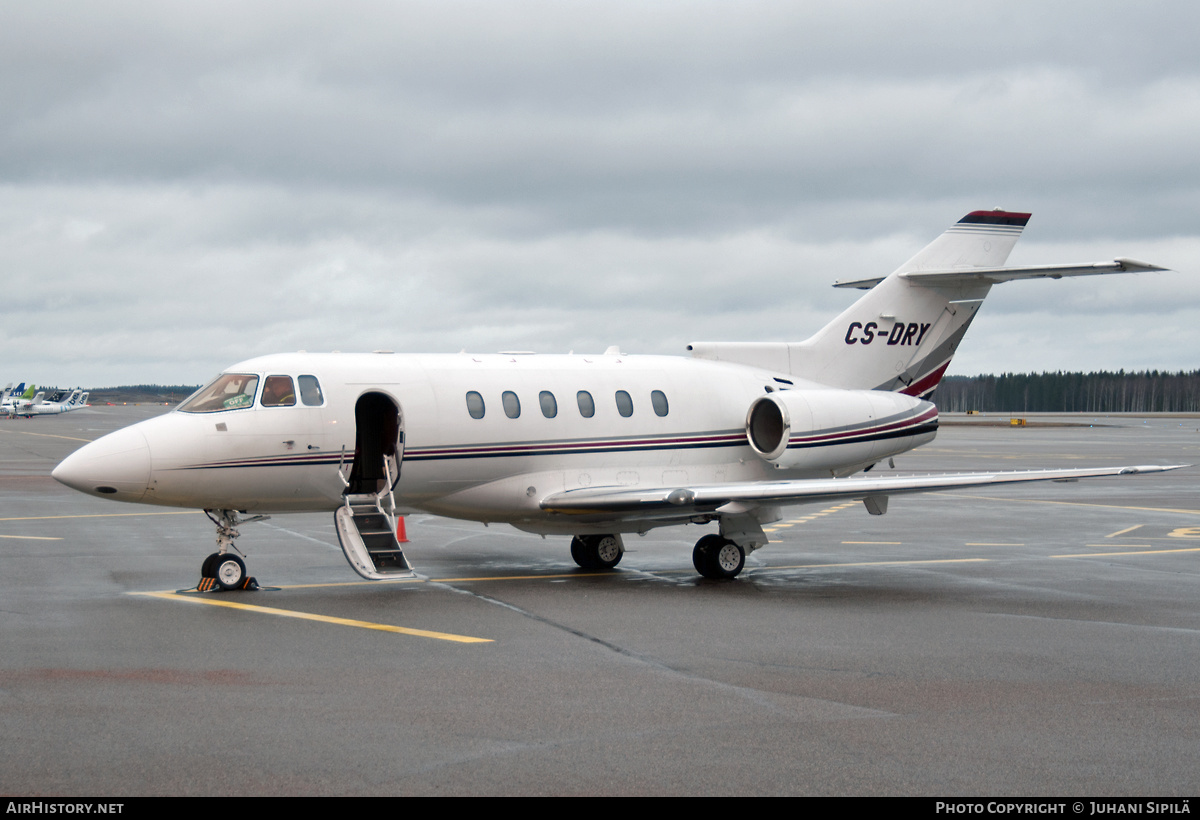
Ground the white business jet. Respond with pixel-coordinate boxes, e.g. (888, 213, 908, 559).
(52, 211, 1181, 590)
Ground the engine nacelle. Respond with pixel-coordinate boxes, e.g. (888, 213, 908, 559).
(745, 388, 938, 473)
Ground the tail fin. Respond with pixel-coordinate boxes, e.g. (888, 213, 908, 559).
(689, 210, 1167, 399)
(893, 210, 1030, 273)
(787, 211, 1031, 396)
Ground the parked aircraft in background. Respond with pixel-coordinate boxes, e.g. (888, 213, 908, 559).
(52, 210, 1182, 590)
(2, 385, 43, 417)
(27, 389, 90, 416)
(2, 383, 29, 405)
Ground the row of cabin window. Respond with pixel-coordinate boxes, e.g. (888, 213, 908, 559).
(465, 390, 669, 420)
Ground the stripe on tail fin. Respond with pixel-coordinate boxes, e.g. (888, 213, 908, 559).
(895, 210, 1030, 273)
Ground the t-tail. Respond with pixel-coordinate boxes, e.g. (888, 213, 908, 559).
(689, 210, 1167, 399)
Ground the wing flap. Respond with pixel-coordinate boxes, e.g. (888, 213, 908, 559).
(539, 465, 1185, 517)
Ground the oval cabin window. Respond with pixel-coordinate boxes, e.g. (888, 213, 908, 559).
(577, 391, 595, 418)
(503, 391, 521, 419)
(651, 390, 669, 417)
(466, 391, 485, 419)
(615, 390, 633, 418)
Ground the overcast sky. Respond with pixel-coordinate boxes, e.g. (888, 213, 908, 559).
(3, 1, 1199, 388)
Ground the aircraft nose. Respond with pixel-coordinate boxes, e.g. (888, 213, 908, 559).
(52, 426, 151, 502)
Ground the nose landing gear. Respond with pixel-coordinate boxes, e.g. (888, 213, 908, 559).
(197, 509, 267, 591)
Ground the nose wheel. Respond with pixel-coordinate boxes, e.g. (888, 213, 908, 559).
(199, 552, 250, 591)
(198, 509, 264, 591)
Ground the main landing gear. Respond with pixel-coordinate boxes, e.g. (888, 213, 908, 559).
(692, 534, 745, 580)
(570, 534, 624, 569)
(197, 509, 267, 592)
(567, 530, 755, 580)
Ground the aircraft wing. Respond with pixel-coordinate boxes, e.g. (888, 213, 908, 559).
(539, 465, 1185, 519)
(833, 259, 1169, 290)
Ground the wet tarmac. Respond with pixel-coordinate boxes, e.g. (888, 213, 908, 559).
(2, 407, 1198, 795)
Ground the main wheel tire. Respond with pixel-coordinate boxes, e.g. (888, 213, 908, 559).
(693, 534, 744, 580)
(570, 535, 623, 569)
(200, 552, 221, 578)
(592, 535, 622, 569)
(570, 536, 593, 568)
(214, 553, 247, 591)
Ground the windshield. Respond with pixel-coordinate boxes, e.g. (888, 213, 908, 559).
(178, 373, 260, 413)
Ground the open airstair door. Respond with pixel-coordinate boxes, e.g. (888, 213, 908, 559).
(335, 392, 415, 580)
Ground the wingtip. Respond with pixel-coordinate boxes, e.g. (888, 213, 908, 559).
(1118, 464, 1189, 475)
(1113, 257, 1172, 273)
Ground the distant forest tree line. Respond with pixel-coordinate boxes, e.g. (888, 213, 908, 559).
(935, 371, 1200, 413)
(88, 384, 200, 404)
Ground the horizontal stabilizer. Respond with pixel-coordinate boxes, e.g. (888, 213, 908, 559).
(834, 259, 1170, 290)
(540, 465, 1186, 519)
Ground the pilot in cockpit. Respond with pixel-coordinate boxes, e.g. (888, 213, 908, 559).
(260, 376, 296, 407)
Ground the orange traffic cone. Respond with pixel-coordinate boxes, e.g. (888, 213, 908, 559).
(396, 516, 409, 544)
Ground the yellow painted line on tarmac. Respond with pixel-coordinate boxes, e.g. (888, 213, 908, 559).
(965, 543, 1025, 547)
(0, 534, 62, 540)
(0, 511, 204, 522)
(937, 494, 1200, 516)
(432, 572, 615, 583)
(276, 571, 639, 589)
(274, 578, 425, 589)
(841, 541, 903, 545)
(130, 590, 492, 643)
(1077, 535, 1200, 542)
(771, 558, 990, 569)
(1107, 525, 1144, 538)
(764, 502, 856, 535)
(0, 428, 93, 443)
(1059, 546, 1200, 558)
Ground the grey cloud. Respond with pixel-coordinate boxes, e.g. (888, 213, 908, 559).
(2, 1, 1199, 386)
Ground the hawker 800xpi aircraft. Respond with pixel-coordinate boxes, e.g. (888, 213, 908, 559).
(53, 211, 1182, 590)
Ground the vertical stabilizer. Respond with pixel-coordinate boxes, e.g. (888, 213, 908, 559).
(690, 211, 1162, 400)
(689, 210, 1031, 398)
(893, 210, 1030, 273)
(786, 211, 1031, 396)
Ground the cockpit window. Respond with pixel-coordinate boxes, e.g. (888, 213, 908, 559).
(298, 375, 324, 407)
(261, 375, 296, 407)
(178, 374, 259, 413)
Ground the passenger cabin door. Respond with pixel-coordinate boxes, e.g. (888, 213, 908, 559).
(344, 392, 404, 497)
(336, 391, 414, 580)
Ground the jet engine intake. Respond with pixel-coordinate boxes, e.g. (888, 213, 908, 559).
(745, 389, 936, 473)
